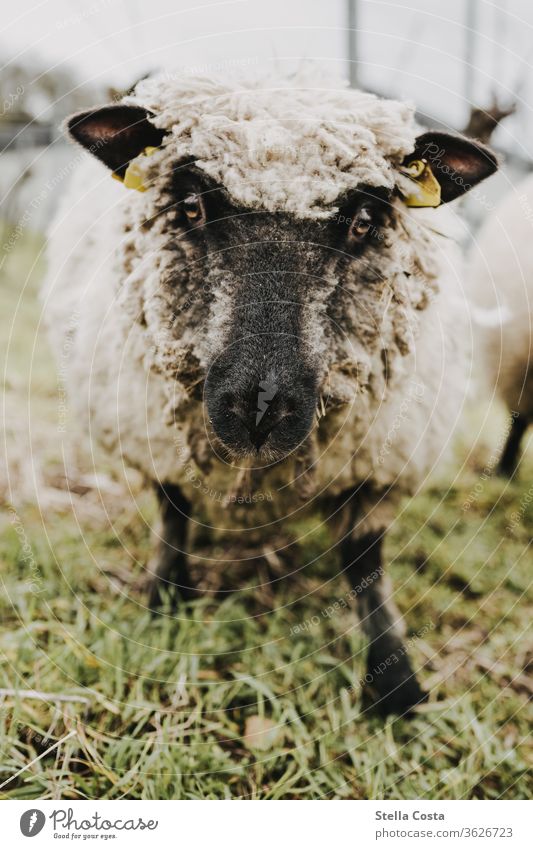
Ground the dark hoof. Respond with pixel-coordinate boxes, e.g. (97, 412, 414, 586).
(363, 642, 428, 716)
(370, 675, 428, 717)
(496, 462, 516, 479)
(147, 578, 199, 612)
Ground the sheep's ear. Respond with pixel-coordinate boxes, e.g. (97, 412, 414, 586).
(65, 105, 166, 178)
(402, 131, 498, 203)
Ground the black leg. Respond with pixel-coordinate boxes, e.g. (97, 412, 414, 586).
(498, 414, 529, 477)
(342, 530, 426, 716)
(147, 483, 197, 610)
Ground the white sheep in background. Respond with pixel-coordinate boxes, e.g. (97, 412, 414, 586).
(43, 69, 497, 714)
(469, 176, 532, 475)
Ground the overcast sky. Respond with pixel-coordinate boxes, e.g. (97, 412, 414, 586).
(2, 0, 533, 156)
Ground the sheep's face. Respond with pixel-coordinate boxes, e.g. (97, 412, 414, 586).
(66, 98, 498, 463)
(169, 166, 395, 461)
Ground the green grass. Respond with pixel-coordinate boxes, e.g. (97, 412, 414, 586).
(0, 225, 532, 799)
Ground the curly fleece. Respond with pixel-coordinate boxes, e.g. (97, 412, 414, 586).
(43, 68, 471, 536)
(469, 173, 533, 419)
(125, 68, 418, 217)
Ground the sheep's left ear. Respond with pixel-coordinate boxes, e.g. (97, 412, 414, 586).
(401, 131, 498, 204)
(65, 104, 166, 178)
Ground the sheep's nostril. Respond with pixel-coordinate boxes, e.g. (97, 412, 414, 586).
(218, 390, 239, 415)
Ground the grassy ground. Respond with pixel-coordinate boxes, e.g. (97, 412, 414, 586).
(0, 226, 532, 800)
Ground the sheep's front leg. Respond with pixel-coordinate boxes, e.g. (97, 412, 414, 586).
(341, 529, 427, 716)
(498, 413, 529, 477)
(147, 483, 197, 610)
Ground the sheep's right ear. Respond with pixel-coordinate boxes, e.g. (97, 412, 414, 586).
(400, 131, 498, 205)
(65, 104, 166, 178)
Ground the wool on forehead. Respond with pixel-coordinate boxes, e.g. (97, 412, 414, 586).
(126, 68, 418, 218)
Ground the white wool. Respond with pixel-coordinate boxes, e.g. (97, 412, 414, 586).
(43, 69, 472, 537)
(126, 67, 417, 218)
(471, 304, 512, 328)
(469, 174, 533, 419)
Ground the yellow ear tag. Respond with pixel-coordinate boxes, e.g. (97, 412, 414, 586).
(112, 146, 159, 192)
(399, 159, 441, 208)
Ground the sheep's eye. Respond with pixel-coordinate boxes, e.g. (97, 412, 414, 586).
(182, 193, 206, 225)
(349, 205, 374, 242)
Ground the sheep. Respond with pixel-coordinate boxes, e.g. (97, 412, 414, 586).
(469, 176, 533, 476)
(42, 69, 498, 715)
